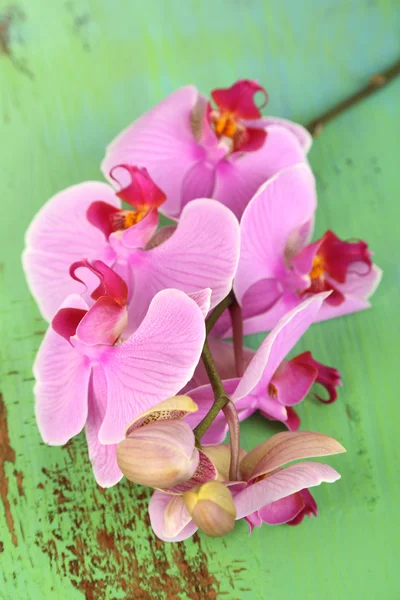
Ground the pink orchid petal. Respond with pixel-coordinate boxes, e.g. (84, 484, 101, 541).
(85, 365, 122, 488)
(102, 86, 206, 218)
(287, 489, 318, 525)
(240, 292, 299, 336)
(232, 294, 328, 402)
(213, 126, 309, 219)
(76, 297, 128, 346)
(314, 265, 382, 323)
(240, 431, 345, 482)
(245, 511, 263, 533)
(290, 239, 321, 275)
(284, 407, 301, 431)
(23, 182, 120, 320)
(99, 289, 206, 444)
(234, 163, 316, 304)
(256, 396, 288, 422)
(250, 117, 313, 152)
(34, 294, 91, 445)
(118, 208, 159, 249)
(240, 279, 283, 320)
(187, 289, 212, 319)
(235, 462, 341, 519)
(128, 199, 240, 330)
(181, 161, 216, 209)
(271, 360, 317, 406)
(258, 492, 305, 525)
(149, 491, 198, 542)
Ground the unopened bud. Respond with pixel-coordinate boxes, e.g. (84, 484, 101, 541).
(183, 481, 236, 538)
(116, 420, 199, 488)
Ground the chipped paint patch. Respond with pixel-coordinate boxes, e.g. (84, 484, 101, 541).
(0, 4, 33, 78)
(0, 394, 17, 546)
(35, 438, 220, 599)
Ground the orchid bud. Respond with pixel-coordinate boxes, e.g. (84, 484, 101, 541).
(116, 420, 199, 489)
(183, 481, 236, 538)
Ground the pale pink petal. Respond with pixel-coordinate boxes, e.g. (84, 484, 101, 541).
(119, 209, 159, 249)
(101, 86, 206, 218)
(235, 462, 341, 519)
(187, 289, 212, 319)
(181, 162, 216, 208)
(76, 298, 128, 346)
(314, 265, 383, 324)
(85, 365, 122, 488)
(99, 289, 206, 444)
(250, 117, 313, 152)
(34, 295, 91, 445)
(213, 126, 309, 219)
(22, 182, 120, 320)
(149, 491, 198, 542)
(258, 492, 305, 525)
(240, 430, 346, 481)
(234, 163, 316, 304)
(240, 293, 299, 336)
(315, 266, 382, 323)
(232, 294, 327, 402)
(128, 199, 240, 330)
(240, 279, 283, 320)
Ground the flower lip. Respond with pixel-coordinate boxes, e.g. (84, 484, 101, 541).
(208, 80, 269, 153)
(69, 259, 128, 306)
(110, 164, 167, 210)
(211, 79, 269, 120)
(300, 230, 373, 306)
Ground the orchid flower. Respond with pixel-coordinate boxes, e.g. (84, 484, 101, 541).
(34, 260, 210, 488)
(101, 79, 311, 220)
(23, 166, 240, 326)
(149, 431, 345, 542)
(184, 293, 340, 443)
(228, 163, 382, 336)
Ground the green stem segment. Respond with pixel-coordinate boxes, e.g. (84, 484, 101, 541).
(205, 291, 234, 335)
(193, 339, 230, 443)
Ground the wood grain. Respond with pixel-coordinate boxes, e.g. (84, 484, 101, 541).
(0, 0, 399, 598)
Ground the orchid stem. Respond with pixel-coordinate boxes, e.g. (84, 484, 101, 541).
(193, 339, 230, 445)
(206, 291, 234, 334)
(222, 401, 241, 481)
(229, 298, 244, 377)
(305, 58, 400, 137)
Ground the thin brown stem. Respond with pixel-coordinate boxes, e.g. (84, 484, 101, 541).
(222, 401, 241, 481)
(305, 59, 400, 137)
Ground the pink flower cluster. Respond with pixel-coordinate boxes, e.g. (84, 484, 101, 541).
(23, 79, 381, 542)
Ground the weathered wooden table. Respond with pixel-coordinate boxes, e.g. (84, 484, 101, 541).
(1, 1, 399, 598)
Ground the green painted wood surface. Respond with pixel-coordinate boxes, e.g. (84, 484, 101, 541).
(0, 1, 399, 598)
